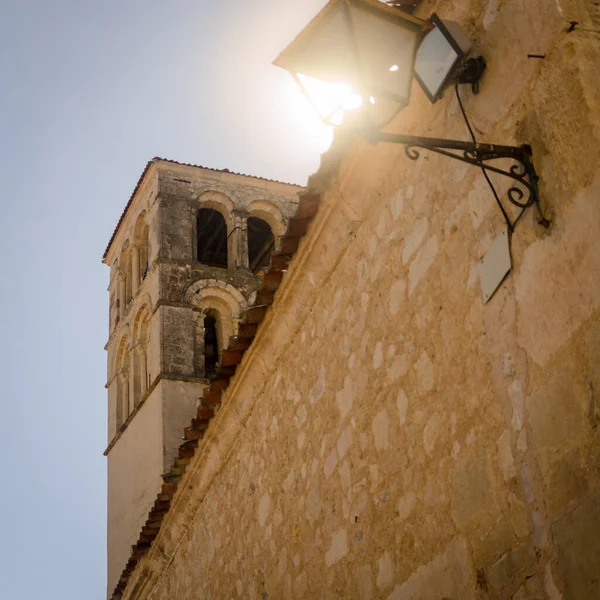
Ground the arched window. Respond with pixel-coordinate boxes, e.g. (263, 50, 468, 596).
(197, 208, 228, 268)
(116, 337, 130, 428)
(133, 212, 150, 285)
(133, 308, 151, 407)
(204, 314, 219, 377)
(195, 310, 222, 378)
(247, 217, 274, 273)
(121, 242, 133, 307)
(109, 292, 115, 331)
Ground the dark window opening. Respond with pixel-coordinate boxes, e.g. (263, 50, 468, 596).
(197, 208, 228, 268)
(204, 315, 219, 377)
(247, 217, 274, 273)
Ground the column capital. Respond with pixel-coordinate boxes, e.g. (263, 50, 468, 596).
(231, 207, 250, 218)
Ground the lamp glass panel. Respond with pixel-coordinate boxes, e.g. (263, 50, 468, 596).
(349, 6, 420, 105)
(414, 25, 460, 100)
(274, 4, 359, 86)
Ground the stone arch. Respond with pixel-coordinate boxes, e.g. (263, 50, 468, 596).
(133, 211, 150, 285)
(131, 302, 151, 342)
(183, 278, 249, 311)
(192, 288, 243, 351)
(185, 279, 247, 377)
(197, 190, 234, 224)
(114, 330, 130, 372)
(115, 335, 131, 428)
(131, 304, 151, 406)
(248, 199, 286, 237)
(120, 240, 133, 308)
(194, 298, 234, 377)
(196, 192, 234, 269)
(128, 293, 153, 329)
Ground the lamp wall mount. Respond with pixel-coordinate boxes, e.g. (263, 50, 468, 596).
(365, 130, 550, 232)
(449, 56, 487, 95)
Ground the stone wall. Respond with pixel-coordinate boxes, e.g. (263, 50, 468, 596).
(119, 1, 600, 599)
(107, 389, 163, 598)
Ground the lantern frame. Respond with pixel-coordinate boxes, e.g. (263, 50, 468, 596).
(273, 0, 431, 127)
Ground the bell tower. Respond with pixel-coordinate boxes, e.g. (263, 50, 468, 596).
(102, 158, 300, 596)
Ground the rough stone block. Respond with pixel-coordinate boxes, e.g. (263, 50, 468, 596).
(486, 539, 533, 592)
(552, 492, 600, 600)
(451, 455, 495, 530)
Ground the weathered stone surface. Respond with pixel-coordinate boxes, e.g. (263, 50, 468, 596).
(486, 540, 533, 592)
(516, 177, 600, 367)
(451, 455, 495, 529)
(325, 530, 348, 567)
(552, 492, 600, 600)
(512, 572, 546, 600)
(387, 538, 475, 600)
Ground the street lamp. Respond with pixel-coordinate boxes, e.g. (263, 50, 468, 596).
(274, 0, 549, 234)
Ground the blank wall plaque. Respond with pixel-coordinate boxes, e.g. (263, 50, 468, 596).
(477, 230, 511, 303)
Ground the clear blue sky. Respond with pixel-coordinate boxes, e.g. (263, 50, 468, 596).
(0, 1, 329, 597)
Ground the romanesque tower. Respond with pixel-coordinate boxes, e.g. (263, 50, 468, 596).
(102, 158, 301, 594)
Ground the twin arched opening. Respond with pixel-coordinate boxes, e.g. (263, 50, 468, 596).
(112, 211, 151, 334)
(114, 306, 152, 430)
(132, 307, 151, 408)
(195, 206, 276, 272)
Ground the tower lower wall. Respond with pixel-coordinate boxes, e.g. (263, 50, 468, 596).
(107, 388, 163, 596)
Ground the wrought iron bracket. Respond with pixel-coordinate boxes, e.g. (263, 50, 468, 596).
(366, 131, 550, 232)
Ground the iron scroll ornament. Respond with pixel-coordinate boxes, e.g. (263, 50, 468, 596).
(364, 131, 550, 233)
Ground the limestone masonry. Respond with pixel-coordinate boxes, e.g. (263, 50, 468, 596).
(104, 1, 600, 599)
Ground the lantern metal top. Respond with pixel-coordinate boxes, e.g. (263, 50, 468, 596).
(273, 0, 431, 111)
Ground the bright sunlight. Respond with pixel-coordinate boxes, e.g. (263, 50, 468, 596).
(297, 74, 363, 125)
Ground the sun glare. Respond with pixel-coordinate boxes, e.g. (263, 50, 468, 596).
(297, 74, 362, 125)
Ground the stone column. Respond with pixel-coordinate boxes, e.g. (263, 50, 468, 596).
(132, 246, 140, 294)
(125, 368, 132, 419)
(193, 313, 205, 377)
(118, 371, 129, 425)
(229, 209, 249, 271)
(118, 275, 126, 320)
(139, 345, 148, 396)
(129, 347, 137, 410)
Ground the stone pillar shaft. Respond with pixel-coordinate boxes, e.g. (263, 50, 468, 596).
(118, 277, 126, 319)
(140, 347, 148, 395)
(229, 209, 249, 270)
(132, 246, 140, 294)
